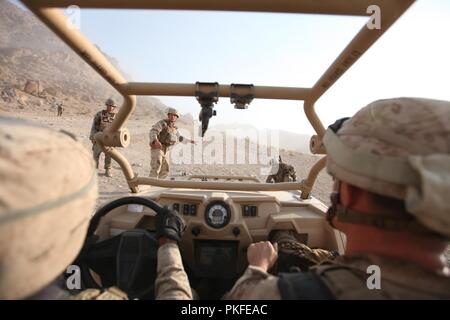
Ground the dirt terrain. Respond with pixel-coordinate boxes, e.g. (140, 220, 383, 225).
(3, 107, 333, 207)
(1, 0, 332, 206)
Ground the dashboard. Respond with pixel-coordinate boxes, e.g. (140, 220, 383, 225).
(94, 190, 344, 278)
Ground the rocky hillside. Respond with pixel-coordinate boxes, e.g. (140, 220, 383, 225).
(0, 0, 188, 122)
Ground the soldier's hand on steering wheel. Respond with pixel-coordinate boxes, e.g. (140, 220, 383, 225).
(155, 206, 186, 243)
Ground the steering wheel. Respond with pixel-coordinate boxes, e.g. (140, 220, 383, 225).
(75, 196, 165, 300)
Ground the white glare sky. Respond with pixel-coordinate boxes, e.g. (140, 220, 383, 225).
(35, 1, 450, 134)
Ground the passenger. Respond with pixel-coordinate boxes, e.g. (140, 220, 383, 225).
(89, 98, 117, 178)
(270, 230, 338, 273)
(224, 98, 450, 299)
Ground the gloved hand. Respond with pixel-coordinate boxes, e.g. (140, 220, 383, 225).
(155, 206, 185, 243)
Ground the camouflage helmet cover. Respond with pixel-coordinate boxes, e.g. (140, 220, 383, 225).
(167, 107, 180, 118)
(323, 97, 450, 238)
(105, 98, 116, 107)
(0, 117, 98, 299)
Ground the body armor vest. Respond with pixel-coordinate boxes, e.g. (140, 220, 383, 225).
(158, 120, 179, 146)
(99, 110, 115, 131)
(278, 255, 450, 299)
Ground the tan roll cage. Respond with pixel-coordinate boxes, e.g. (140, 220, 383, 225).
(21, 0, 415, 196)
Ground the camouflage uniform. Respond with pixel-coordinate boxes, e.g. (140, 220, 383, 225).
(224, 97, 450, 300)
(90, 109, 116, 170)
(155, 243, 193, 300)
(271, 230, 337, 272)
(0, 117, 98, 299)
(266, 162, 297, 183)
(223, 254, 450, 299)
(153, 98, 450, 300)
(72, 287, 128, 300)
(69, 243, 193, 300)
(57, 104, 63, 116)
(149, 119, 184, 179)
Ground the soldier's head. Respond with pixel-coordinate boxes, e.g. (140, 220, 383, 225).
(167, 107, 180, 123)
(323, 98, 450, 243)
(105, 98, 117, 113)
(0, 117, 98, 299)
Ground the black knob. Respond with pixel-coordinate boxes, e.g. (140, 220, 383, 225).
(192, 226, 201, 237)
(232, 227, 240, 237)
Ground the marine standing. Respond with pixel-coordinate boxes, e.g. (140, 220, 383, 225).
(149, 107, 195, 179)
(57, 103, 64, 117)
(90, 98, 117, 177)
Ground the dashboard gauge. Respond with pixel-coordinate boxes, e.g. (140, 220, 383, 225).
(205, 201, 231, 229)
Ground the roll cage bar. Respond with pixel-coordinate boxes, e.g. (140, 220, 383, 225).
(21, 0, 415, 196)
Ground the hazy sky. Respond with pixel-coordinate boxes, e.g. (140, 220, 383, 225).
(19, 1, 450, 134)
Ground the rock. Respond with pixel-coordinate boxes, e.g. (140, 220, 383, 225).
(81, 94, 91, 102)
(23, 80, 41, 95)
(42, 86, 60, 97)
(1, 87, 17, 103)
(15, 91, 28, 105)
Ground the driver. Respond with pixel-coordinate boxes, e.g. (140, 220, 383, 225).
(0, 116, 98, 299)
(0, 116, 191, 300)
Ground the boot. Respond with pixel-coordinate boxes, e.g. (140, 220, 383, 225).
(105, 168, 112, 177)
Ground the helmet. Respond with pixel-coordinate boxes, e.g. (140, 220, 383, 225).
(323, 98, 450, 238)
(0, 117, 98, 299)
(167, 107, 180, 118)
(105, 98, 116, 107)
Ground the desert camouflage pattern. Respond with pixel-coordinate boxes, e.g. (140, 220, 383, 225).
(0, 117, 97, 299)
(150, 148, 170, 179)
(223, 266, 280, 300)
(324, 97, 450, 238)
(90, 109, 116, 139)
(225, 254, 450, 300)
(149, 119, 183, 148)
(74, 243, 194, 300)
(167, 107, 180, 118)
(89, 109, 116, 170)
(155, 243, 193, 300)
(271, 230, 336, 272)
(92, 142, 112, 170)
(149, 119, 185, 178)
(105, 98, 116, 107)
(266, 162, 297, 183)
(72, 287, 128, 300)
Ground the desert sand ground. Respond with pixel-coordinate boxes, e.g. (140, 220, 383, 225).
(5, 109, 333, 207)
